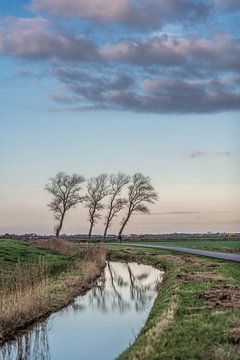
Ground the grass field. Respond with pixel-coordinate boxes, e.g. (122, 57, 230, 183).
(0, 238, 69, 268)
(108, 246, 240, 360)
(128, 239, 240, 252)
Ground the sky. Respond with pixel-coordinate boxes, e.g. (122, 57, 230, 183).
(0, 0, 240, 235)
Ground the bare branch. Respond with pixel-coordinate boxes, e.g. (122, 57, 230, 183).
(84, 173, 109, 238)
(103, 173, 130, 238)
(118, 173, 158, 236)
(45, 171, 85, 237)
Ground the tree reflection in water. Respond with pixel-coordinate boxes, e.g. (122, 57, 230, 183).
(0, 322, 50, 360)
(77, 261, 161, 314)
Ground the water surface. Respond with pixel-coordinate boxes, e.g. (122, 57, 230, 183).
(0, 261, 164, 360)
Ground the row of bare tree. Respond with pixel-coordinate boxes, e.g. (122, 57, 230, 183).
(45, 172, 158, 238)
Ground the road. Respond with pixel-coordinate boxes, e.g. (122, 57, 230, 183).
(124, 243, 240, 263)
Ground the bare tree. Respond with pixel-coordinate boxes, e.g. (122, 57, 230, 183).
(118, 173, 158, 236)
(45, 172, 85, 237)
(103, 173, 130, 239)
(84, 174, 109, 238)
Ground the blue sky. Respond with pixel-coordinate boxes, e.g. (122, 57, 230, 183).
(0, 0, 239, 234)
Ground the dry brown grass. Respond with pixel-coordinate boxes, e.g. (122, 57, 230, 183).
(32, 238, 78, 256)
(230, 325, 240, 344)
(32, 239, 107, 267)
(0, 259, 49, 296)
(177, 271, 228, 282)
(200, 285, 240, 309)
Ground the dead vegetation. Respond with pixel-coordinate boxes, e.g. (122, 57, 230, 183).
(32, 238, 78, 256)
(200, 285, 240, 309)
(229, 325, 240, 344)
(202, 263, 221, 269)
(206, 345, 240, 360)
(177, 271, 227, 282)
(0, 258, 49, 297)
(33, 238, 106, 267)
(182, 257, 221, 269)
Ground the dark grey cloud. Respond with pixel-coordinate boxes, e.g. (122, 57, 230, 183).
(51, 69, 240, 113)
(107, 78, 240, 113)
(31, 0, 211, 29)
(0, 17, 97, 61)
(52, 68, 135, 105)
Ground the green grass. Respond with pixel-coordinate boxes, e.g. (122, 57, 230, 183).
(127, 239, 240, 252)
(0, 238, 70, 272)
(108, 245, 240, 360)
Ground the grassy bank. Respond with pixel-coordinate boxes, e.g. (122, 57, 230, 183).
(0, 239, 106, 343)
(108, 246, 240, 360)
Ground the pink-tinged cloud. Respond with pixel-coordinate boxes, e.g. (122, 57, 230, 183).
(31, 0, 210, 28)
(0, 17, 97, 61)
(32, 0, 131, 21)
(101, 34, 240, 71)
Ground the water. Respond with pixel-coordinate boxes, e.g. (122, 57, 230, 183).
(0, 261, 164, 360)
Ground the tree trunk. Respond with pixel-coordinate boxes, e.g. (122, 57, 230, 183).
(103, 221, 110, 239)
(88, 221, 94, 238)
(55, 215, 64, 237)
(104, 205, 113, 239)
(118, 212, 131, 236)
(55, 211, 66, 238)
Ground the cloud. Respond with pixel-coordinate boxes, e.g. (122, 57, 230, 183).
(0, 17, 97, 61)
(52, 68, 135, 103)
(2, 19, 239, 76)
(16, 68, 46, 78)
(31, 0, 211, 29)
(48, 92, 76, 103)
(50, 68, 240, 113)
(215, 0, 240, 11)
(101, 33, 240, 71)
(216, 151, 232, 156)
(0, 5, 239, 116)
(187, 150, 206, 158)
(151, 211, 201, 215)
(187, 150, 232, 158)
